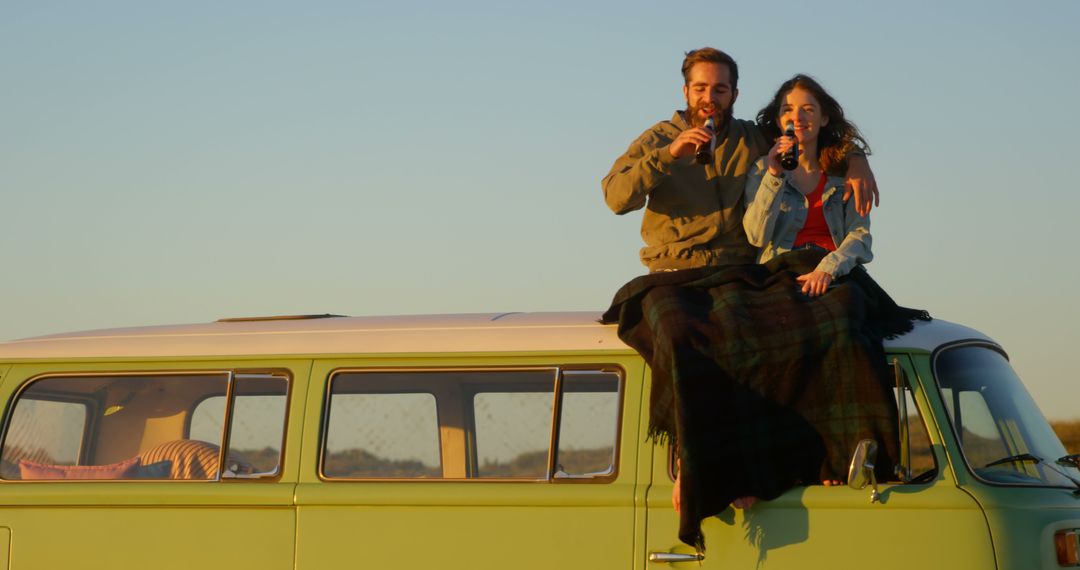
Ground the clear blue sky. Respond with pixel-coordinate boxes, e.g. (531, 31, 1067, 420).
(3, 1, 1078, 418)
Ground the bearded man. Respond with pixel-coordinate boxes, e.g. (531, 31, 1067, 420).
(602, 47, 878, 273)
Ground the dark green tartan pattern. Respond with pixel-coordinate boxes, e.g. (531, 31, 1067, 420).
(602, 249, 927, 550)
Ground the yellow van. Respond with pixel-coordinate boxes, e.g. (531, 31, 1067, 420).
(0, 313, 1077, 569)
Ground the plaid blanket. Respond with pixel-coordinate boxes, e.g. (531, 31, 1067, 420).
(601, 249, 928, 550)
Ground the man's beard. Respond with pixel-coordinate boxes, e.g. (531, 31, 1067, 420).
(686, 101, 733, 128)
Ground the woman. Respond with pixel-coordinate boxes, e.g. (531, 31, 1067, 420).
(743, 75, 873, 296)
(670, 76, 875, 516)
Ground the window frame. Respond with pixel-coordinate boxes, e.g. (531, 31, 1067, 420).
(930, 340, 1074, 489)
(891, 356, 939, 484)
(932, 341, 1022, 487)
(188, 370, 293, 481)
(551, 368, 624, 484)
(318, 365, 625, 484)
(0, 369, 292, 483)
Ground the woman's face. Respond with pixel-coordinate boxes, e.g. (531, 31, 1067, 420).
(778, 86, 829, 145)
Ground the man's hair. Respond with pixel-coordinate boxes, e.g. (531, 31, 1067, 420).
(681, 48, 739, 90)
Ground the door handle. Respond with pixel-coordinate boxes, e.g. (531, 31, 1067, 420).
(648, 552, 705, 563)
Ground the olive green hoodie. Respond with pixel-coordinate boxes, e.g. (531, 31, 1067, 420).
(602, 112, 769, 272)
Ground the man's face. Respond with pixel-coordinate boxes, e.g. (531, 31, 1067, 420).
(682, 62, 738, 127)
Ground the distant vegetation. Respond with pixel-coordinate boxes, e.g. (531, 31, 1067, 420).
(1052, 421, 1080, 454)
(479, 448, 614, 478)
(322, 447, 614, 479)
(323, 448, 441, 478)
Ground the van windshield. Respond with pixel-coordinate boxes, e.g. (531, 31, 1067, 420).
(935, 344, 1078, 488)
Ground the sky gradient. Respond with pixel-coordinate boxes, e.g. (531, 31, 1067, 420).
(3, 0, 1078, 418)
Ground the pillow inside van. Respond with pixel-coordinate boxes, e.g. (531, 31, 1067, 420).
(18, 456, 140, 480)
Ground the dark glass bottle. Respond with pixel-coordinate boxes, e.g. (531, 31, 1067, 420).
(780, 123, 799, 170)
(694, 117, 716, 165)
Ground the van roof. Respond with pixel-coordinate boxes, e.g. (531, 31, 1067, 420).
(0, 312, 996, 360)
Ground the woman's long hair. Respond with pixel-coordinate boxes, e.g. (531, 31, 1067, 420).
(755, 74, 871, 175)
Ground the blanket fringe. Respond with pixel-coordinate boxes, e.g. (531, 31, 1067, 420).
(646, 426, 674, 447)
(877, 308, 933, 340)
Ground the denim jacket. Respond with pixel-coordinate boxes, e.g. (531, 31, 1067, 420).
(742, 158, 872, 277)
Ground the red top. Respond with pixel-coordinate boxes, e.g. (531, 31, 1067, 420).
(793, 173, 835, 252)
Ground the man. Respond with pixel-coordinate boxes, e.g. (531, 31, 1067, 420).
(602, 47, 878, 273)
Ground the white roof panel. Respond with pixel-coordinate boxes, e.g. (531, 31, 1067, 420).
(0, 313, 630, 359)
(0, 312, 997, 360)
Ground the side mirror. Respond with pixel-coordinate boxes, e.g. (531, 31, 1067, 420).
(847, 439, 881, 503)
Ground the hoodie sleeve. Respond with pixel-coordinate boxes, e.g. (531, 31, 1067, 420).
(601, 126, 681, 215)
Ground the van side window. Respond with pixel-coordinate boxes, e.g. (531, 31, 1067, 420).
(0, 398, 88, 479)
(473, 388, 553, 478)
(321, 368, 623, 482)
(897, 382, 937, 482)
(554, 371, 620, 479)
(324, 391, 442, 478)
(190, 373, 290, 478)
(1, 372, 290, 482)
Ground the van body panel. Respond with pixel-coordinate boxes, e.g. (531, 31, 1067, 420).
(1, 507, 294, 570)
(0, 527, 9, 570)
(294, 355, 644, 570)
(979, 498, 1080, 570)
(0, 482, 295, 506)
(645, 482, 994, 569)
(909, 342, 1080, 569)
(642, 353, 996, 569)
(0, 360, 306, 570)
(296, 504, 634, 569)
(956, 476, 1080, 569)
